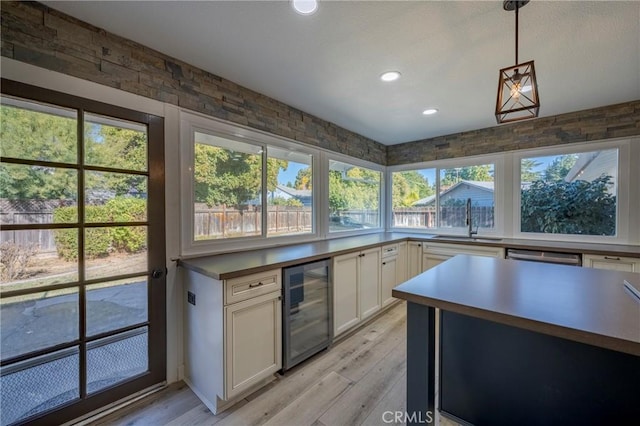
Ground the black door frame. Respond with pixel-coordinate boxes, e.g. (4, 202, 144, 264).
(0, 79, 166, 425)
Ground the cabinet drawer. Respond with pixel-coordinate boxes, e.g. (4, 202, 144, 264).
(381, 243, 399, 259)
(225, 269, 282, 305)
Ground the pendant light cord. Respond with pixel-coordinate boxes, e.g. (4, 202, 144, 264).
(515, 4, 519, 65)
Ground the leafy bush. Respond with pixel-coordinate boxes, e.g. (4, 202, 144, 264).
(53, 198, 147, 260)
(521, 176, 616, 235)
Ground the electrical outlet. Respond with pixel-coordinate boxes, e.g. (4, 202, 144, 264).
(187, 291, 196, 306)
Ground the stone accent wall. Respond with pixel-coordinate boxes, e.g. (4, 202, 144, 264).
(0, 1, 387, 165)
(2, 2, 638, 168)
(387, 101, 640, 166)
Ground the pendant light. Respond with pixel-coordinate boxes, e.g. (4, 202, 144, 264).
(495, 0, 540, 124)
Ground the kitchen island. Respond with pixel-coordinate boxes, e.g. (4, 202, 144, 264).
(392, 255, 640, 425)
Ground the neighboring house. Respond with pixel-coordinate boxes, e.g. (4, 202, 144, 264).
(564, 150, 617, 190)
(269, 184, 312, 207)
(413, 180, 495, 207)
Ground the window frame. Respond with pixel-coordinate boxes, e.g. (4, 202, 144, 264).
(511, 138, 632, 244)
(386, 154, 503, 236)
(180, 110, 321, 256)
(324, 151, 386, 238)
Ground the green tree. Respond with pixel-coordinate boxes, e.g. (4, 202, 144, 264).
(520, 159, 541, 182)
(194, 144, 287, 208)
(543, 155, 577, 181)
(521, 175, 615, 235)
(294, 167, 312, 190)
(328, 168, 380, 214)
(441, 165, 492, 187)
(392, 171, 434, 208)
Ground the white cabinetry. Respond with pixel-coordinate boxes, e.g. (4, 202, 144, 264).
(183, 268, 282, 414)
(408, 241, 425, 278)
(422, 243, 505, 271)
(333, 247, 381, 337)
(381, 243, 399, 308)
(583, 254, 640, 273)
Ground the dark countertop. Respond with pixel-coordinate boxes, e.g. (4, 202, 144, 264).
(393, 255, 640, 356)
(179, 232, 639, 280)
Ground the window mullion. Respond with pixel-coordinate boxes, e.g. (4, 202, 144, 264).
(261, 144, 268, 238)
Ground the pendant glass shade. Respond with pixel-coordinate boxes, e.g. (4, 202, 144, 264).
(495, 60, 539, 123)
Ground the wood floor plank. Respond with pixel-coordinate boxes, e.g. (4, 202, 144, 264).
(94, 382, 200, 426)
(263, 371, 353, 426)
(317, 341, 407, 426)
(334, 313, 406, 382)
(360, 372, 407, 426)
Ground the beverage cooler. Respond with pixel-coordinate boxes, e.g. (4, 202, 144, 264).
(282, 259, 332, 371)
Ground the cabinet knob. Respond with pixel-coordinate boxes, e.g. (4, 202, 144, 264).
(382, 262, 386, 265)
(249, 281, 264, 288)
(604, 256, 621, 261)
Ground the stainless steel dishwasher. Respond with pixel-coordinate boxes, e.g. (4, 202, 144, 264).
(506, 248, 582, 266)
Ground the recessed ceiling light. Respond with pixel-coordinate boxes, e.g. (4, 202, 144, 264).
(380, 71, 401, 82)
(422, 108, 439, 115)
(292, 0, 318, 15)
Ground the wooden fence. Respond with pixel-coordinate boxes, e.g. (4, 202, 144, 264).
(195, 206, 313, 239)
(0, 212, 57, 253)
(393, 206, 494, 228)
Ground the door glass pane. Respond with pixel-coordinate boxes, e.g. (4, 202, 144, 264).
(85, 171, 147, 222)
(438, 164, 495, 230)
(87, 327, 148, 394)
(193, 132, 263, 240)
(0, 164, 77, 224)
(86, 278, 148, 337)
(0, 288, 78, 361)
(520, 149, 618, 235)
(0, 230, 79, 295)
(267, 146, 313, 237)
(84, 113, 148, 172)
(391, 169, 437, 229)
(0, 96, 77, 164)
(0, 347, 80, 426)
(85, 226, 147, 280)
(328, 160, 381, 232)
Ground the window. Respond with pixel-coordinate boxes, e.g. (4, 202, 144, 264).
(391, 169, 436, 229)
(519, 148, 618, 236)
(193, 132, 263, 240)
(267, 147, 313, 237)
(183, 112, 319, 253)
(329, 160, 381, 232)
(439, 164, 495, 230)
(390, 163, 495, 232)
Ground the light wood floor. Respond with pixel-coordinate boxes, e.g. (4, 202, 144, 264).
(90, 302, 457, 426)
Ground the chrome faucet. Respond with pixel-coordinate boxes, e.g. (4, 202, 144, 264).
(466, 198, 477, 238)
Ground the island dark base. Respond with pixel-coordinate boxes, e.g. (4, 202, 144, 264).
(440, 311, 640, 425)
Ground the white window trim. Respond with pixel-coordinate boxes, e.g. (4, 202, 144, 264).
(324, 151, 386, 238)
(387, 153, 503, 237)
(180, 110, 323, 256)
(510, 138, 634, 244)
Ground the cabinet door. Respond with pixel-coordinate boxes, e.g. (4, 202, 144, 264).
(408, 241, 423, 279)
(583, 254, 640, 272)
(396, 242, 408, 284)
(224, 292, 282, 399)
(381, 256, 398, 308)
(360, 247, 381, 320)
(333, 252, 360, 337)
(423, 253, 452, 271)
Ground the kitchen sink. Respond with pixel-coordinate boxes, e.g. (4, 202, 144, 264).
(431, 235, 503, 242)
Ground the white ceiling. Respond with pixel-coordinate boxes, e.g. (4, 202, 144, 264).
(41, 1, 640, 145)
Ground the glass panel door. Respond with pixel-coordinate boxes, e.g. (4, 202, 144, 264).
(0, 81, 165, 425)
